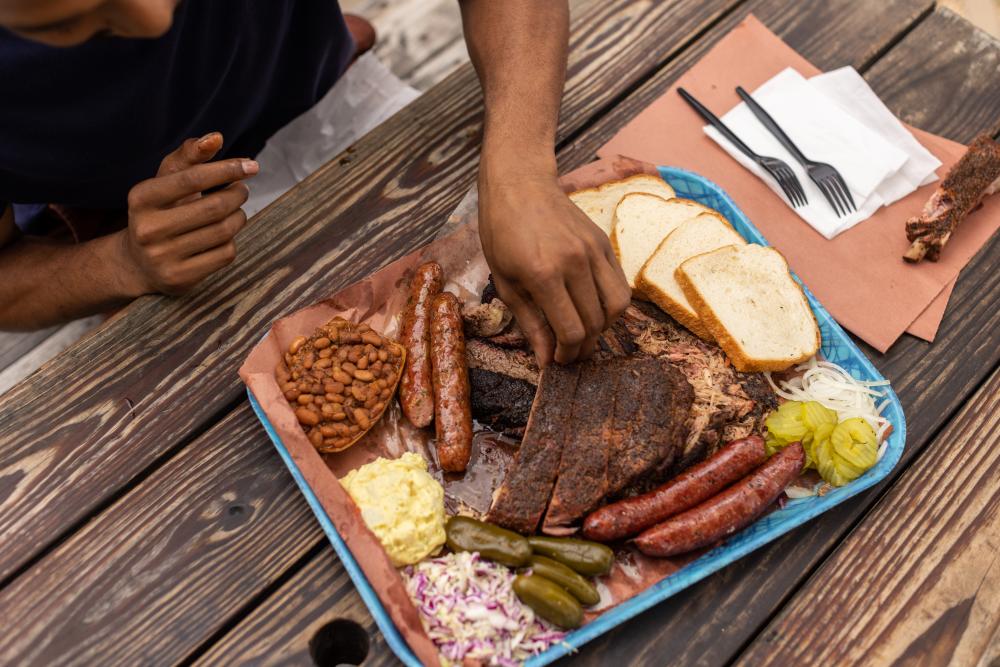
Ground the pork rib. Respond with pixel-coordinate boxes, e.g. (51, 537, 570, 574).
(904, 134, 1000, 263)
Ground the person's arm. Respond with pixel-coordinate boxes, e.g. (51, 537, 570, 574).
(459, 0, 630, 366)
(0, 133, 256, 331)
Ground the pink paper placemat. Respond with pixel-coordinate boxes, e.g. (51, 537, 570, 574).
(598, 15, 1000, 352)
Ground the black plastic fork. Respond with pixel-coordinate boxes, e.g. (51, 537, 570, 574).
(677, 88, 807, 207)
(735, 86, 857, 217)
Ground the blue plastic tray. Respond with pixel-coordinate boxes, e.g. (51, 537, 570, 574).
(247, 166, 906, 666)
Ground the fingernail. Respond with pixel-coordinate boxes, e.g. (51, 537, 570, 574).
(197, 132, 221, 149)
(242, 160, 259, 175)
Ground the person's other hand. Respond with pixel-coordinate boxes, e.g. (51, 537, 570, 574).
(478, 174, 631, 366)
(117, 132, 258, 296)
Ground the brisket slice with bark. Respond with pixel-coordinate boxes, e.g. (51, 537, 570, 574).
(484, 364, 580, 534)
(904, 134, 1000, 262)
(606, 358, 693, 495)
(488, 356, 695, 535)
(541, 361, 619, 534)
(619, 302, 777, 470)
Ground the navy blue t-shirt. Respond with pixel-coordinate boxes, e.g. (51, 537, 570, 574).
(0, 0, 354, 227)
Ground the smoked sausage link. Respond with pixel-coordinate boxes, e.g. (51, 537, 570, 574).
(634, 442, 804, 558)
(582, 436, 768, 542)
(430, 292, 473, 472)
(399, 262, 444, 428)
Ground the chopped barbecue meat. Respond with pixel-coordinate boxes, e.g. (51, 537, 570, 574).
(595, 315, 641, 357)
(484, 322, 529, 349)
(463, 298, 512, 337)
(485, 365, 580, 534)
(904, 134, 1000, 263)
(468, 368, 535, 436)
(466, 338, 539, 385)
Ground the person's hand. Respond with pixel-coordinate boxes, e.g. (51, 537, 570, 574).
(116, 132, 258, 296)
(478, 173, 631, 366)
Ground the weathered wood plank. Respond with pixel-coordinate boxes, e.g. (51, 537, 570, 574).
(191, 550, 394, 667)
(0, 405, 324, 666)
(0, 316, 104, 396)
(867, 7, 1000, 142)
(338, 0, 612, 92)
(738, 364, 1000, 667)
(0, 0, 743, 610)
(0, 328, 57, 374)
(340, 0, 467, 91)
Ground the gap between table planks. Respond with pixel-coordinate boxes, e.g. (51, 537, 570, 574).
(201, 4, 1000, 666)
(0, 4, 997, 667)
(739, 362, 1000, 667)
(0, 0, 743, 585)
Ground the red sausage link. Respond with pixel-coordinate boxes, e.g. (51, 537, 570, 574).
(399, 262, 444, 427)
(430, 292, 473, 472)
(634, 442, 804, 558)
(582, 436, 767, 542)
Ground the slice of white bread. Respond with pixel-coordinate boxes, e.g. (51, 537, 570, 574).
(636, 213, 746, 340)
(676, 244, 820, 372)
(569, 174, 676, 235)
(610, 194, 720, 289)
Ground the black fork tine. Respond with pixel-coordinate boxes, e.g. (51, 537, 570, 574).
(777, 167, 805, 207)
(770, 165, 794, 202)
(765, 165, 798, 205)
(828, 176, 853, 215)
(785, 175, 804, 207)
(780, 167, 806, 206)
(815, 178, 844, 216)
(831, 173, 857, 212)
(825, 175, 852, 215)
(785, 169, 807, 206)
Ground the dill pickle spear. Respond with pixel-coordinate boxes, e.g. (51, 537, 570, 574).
(513, 573, 583, 629)
(527, 555, 600, 606)
(528, 536, 614, 576)
(445, 516, 531, 567)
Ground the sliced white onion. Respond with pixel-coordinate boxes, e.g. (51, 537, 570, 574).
(765, 356, 892, 444)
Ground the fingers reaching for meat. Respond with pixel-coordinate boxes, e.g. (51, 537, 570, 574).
(582, 435, 768, 542)
(399, 262, 444, 427)
(430, 292, 473, 472)
(634, 441, 804, 558)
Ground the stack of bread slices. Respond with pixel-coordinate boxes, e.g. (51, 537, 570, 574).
(569, 175, 820, 373)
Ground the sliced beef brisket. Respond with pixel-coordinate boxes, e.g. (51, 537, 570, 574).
(541, 361, 619, 534)
(484, 364, 580, 534)
(606, 358, 693, 495)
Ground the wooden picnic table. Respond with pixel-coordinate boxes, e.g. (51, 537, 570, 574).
(1, 1, 998, 665)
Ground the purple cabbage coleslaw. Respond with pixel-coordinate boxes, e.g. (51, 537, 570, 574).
(402, 551, 566, 666)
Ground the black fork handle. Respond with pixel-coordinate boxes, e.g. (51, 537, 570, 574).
(677, 87, 761, 162)
(735, 86, 811, 166)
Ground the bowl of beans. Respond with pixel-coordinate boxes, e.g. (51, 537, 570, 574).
(275, 317, 406, 453)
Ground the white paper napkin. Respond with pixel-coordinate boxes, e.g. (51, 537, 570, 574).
(703, 67, 939, 239)
(809, 67, 941, 202)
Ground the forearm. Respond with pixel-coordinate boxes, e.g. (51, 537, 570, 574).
(0, 231, 142, 330)
(459, 0, 569, 184)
